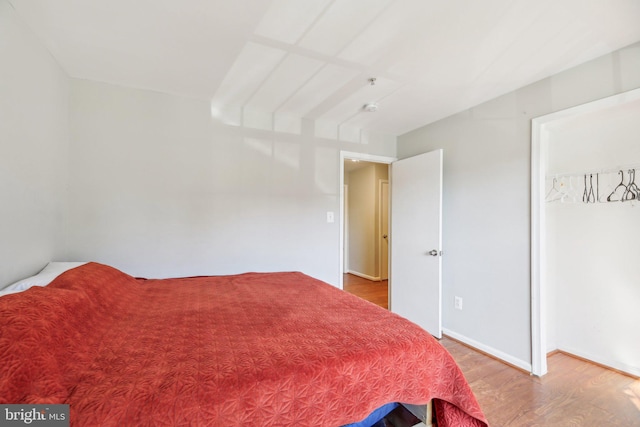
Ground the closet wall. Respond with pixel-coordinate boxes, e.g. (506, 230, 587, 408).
(545, 95, 640, 376)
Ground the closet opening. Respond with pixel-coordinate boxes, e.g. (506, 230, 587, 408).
(531, 88, 640, 377)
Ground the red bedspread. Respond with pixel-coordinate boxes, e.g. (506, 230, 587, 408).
(0, 263, 487, 426)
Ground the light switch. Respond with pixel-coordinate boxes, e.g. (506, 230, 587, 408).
(326, 211, 334, 223)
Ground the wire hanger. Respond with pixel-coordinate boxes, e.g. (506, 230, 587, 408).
(607, 170, 627, 202)
(623, 169, 639, 202)
(630, 169, 640, 199)
(546, 177, 563, 202)
(582, 174, 595, 203)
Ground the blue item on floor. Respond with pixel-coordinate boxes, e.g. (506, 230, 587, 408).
(341, 402, 399, 427)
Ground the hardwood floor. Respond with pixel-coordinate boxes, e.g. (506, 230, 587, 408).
(441, 338, 640, 426)
(343, 273, 640, 426)
(343, 273, 388, 309)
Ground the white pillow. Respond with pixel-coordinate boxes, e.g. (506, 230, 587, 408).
(0, 262, 87, 296)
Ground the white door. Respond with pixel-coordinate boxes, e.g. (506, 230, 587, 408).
(390, 149, 443, 338)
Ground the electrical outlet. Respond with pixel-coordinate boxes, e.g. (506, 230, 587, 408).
(454, 296, 463, 310)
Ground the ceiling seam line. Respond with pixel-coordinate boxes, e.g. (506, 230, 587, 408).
(272, 63, 330, 115)
(241, 52, 291, 109)
(293, 0, 336, 46)
(332, 0, 397, 62)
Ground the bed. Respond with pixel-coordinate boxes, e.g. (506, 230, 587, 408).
(0, 262, 488, 426)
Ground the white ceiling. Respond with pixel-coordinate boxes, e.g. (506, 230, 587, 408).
(8, 0, 640, 136)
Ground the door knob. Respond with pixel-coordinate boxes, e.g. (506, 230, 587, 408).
(383, 234, 388, 239)
(428, 249, 439, 256)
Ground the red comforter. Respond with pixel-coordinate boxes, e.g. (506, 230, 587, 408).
(0, 263, 487, 426)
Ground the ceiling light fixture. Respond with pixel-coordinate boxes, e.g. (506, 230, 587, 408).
(363, 77, 378, 112)
(363, 102, 379, 112)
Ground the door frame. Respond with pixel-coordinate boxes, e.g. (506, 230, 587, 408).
(530, 87, 640, 376)
(343, 184, 349, 274)
(339, 151, 396, 290)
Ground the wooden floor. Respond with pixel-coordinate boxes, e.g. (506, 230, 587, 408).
(343, 273, 640, 426)
(343, 273, 388, 309)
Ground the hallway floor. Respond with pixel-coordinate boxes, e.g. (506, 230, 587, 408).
(343, 273, 388, 309)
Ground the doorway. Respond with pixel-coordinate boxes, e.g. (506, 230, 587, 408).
(531, 88, 640, 377)
(342, 157, 391, 307)
(340, 150, 443, 339)
(343, 160, 389, 280)
(339, 152, 395, 295)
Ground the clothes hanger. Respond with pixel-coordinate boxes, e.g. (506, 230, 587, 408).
(546, 177, 564, 202)
(583, 174, 595, 203)
(623, 169, 639, 202)
(607, 170, 627, 202)
(631, 169, 640, 199)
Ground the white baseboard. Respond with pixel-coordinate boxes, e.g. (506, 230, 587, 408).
(443, 328, 532, 373)
(347, 270, 380, 281)
(558, 346, 640, 378)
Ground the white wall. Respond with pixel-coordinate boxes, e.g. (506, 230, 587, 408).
(545, 96, 640, 376)
(0, 0, 69, 287)
(397, 42, 640, 369)
(67, 79, 395, 285)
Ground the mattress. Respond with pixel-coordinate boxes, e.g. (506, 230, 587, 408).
(0, 262, 487, 426)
